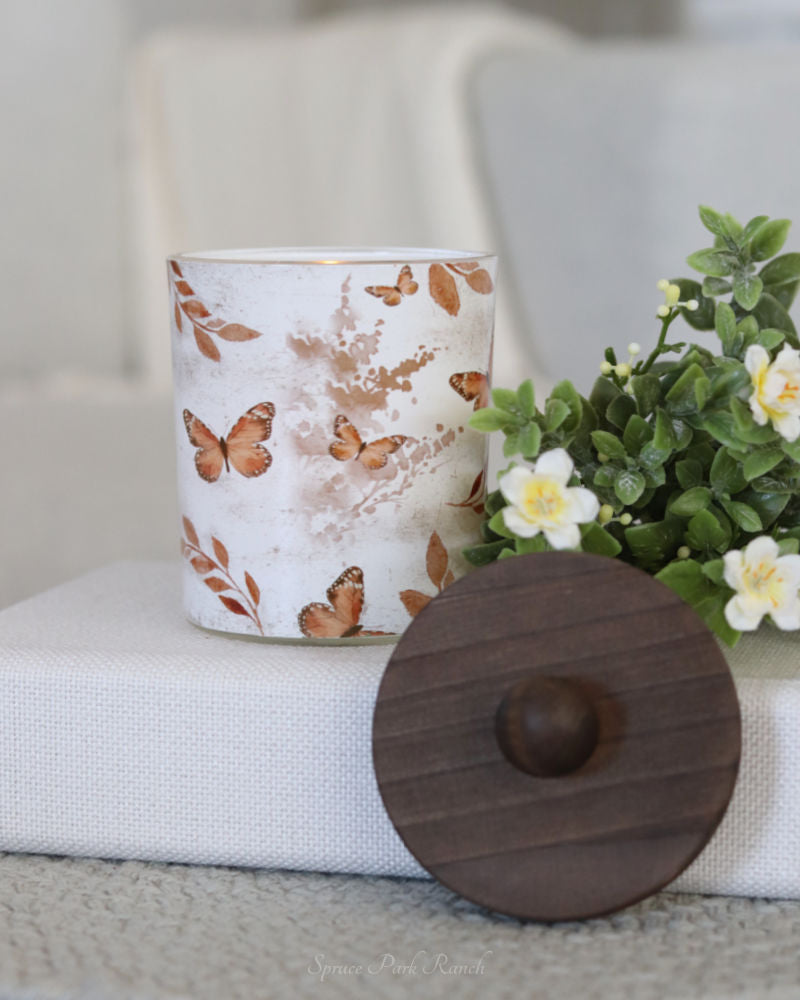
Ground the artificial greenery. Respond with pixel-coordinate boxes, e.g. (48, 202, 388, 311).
(465, 205, 800, 646)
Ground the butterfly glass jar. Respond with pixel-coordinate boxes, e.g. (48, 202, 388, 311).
(169, 248, 497, 641)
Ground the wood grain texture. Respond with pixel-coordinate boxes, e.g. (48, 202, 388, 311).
(372, 552, 741, 922)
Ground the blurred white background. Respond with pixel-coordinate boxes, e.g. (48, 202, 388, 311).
(3, 0, 800, 607)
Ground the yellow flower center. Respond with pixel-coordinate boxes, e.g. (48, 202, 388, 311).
(779, 379, 798, 404)
(520, 478, 566, 523)
(743, 560, 786, 609)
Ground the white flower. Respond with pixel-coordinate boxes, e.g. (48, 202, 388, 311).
(723, 536, 800, 632)
(745, 343, 800, 442)
(498, 449, 600, 550)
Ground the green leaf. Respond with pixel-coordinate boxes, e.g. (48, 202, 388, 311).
(631, 374, 662, 417)
(518, 422, 542, 458)
(742, 215, 769, 243)
(469, 407, 514, 432)
(580, 521, 623, 557)
(593, 465, 617, 488)
(549, 380, 583, 433)
(702, 277, 732, 297)
(606, 393, 636, 430)
(516, 536, 547, 555)
(777, 537, 800, 556)
(591, 430, 627, 461)
(759, 252, 800, 310)
(516, 379, 536, 419)
(710, 448, 747, 494)
(715, 301, 737, 343)
(654, 408, 678, 450)
(503, 433, 520, 458)
(694, 375, 711, 410)
(639, 441, 672, 470)
(720, 499, 762, 532)
(665, 363, 707, 409)
(491, 387, 518, 411)
(750, 218, 791, 261)
(702, 559, 726, 585)
(669, 487, 712, 518)
(701, 411, 742, 449)
(623, 414, 652, 455)
(753, 292, 799, 347)
(698, 205, 727, 236)
(488, 509, 515, 539)
(625, 518, 684, 567)
(673, 278, 715, 330)
(485, 490, 506, 517)
(730, 397, 779, 444)
(643, 465, 666, 488)
(685, 509, 730, 552)
(676, 458, 704, 489)
(686, 248, 736, 277)
(655, 561, 740, 647)
(738, 489, 790, 528)
(497, 547, 517, 560)
(589, 376, 621, 414)
(782, 438, 800, 462)
(614, 468, 646, 505)
(757, 328, 786, 351)
(545, 398, 570, 432)
(732, 273, 763, 311)
(463, 539, 513, 566)
(743, 449, 784, 481)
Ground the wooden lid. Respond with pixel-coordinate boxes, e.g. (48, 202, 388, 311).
(372, 552, 741, 921)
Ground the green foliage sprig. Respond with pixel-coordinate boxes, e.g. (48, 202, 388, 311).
(467, 206, 800, 645)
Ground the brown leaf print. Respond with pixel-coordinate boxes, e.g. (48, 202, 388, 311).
(169, 266, 263, 361)
(426, 531, 448, 589)
(465, 269, 493, 294)
(212, 537, 229, 569)
(447, 467, 486, 516)
(245, 571, 260, 605)
(219, 596, 249, 617)
(181, 520, 264, 635)
(194, 326, 221, 361)
(182, 516, 199, 547)
(400, 530, 456, 618)
(429, 263, 460, 315)
(399, 590, 432, 617)
(429, 261, 494, 316)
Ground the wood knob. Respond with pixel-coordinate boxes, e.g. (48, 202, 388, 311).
(495, 676, 599, 778)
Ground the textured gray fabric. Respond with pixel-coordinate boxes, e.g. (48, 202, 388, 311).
(0, 852, 799, 1000)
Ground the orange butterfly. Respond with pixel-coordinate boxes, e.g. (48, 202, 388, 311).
(365, 264, 419, 306)
(329, 415, 407, 470)
(449, 371, 489, 411)
(298, 566, 389, 638)
(183, 403, 275, 482)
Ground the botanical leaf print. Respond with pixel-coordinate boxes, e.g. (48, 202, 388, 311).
(447, 468, 486, 516)
(429, 261, 494, 316)
(169, 260, 262, 361)
(399, 531, 456, 618)
(181, 516, 264, 635)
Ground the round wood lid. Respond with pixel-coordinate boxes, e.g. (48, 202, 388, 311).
(372, 552, 741, 921)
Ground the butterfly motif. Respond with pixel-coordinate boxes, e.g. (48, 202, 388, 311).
(298, 566, 389, 638)
(183, 403, 275, 482)
(449, 371, 489, 411)
(329, 415, 408, 470)
(365, 264, 419, 306)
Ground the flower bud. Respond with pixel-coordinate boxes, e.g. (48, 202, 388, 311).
(686, 299, 699, 311)
(657, 304, 670, 318)
(627, 342, 641, 356)
(599, 360, 613, 375)
(619, 512, 633, 526)
(598, 504, 614, 525)
(615, 363, 632, 378)
(677, 545, 691, 560)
